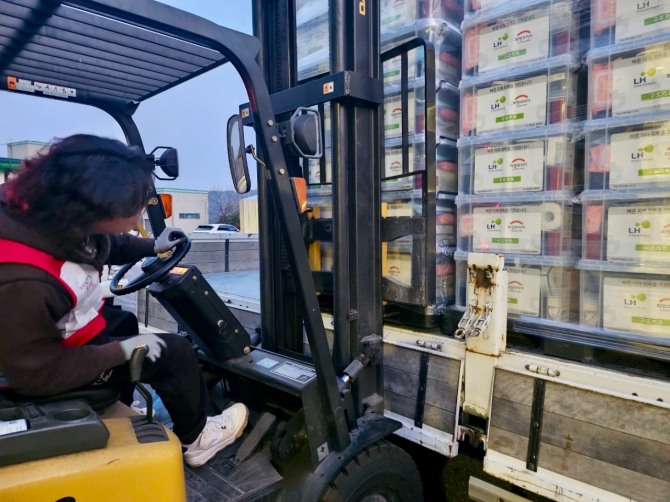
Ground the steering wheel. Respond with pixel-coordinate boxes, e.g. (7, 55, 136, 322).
(110, 235, 191, 295)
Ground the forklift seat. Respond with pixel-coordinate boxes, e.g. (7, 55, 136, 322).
(0, 379, 121, 414)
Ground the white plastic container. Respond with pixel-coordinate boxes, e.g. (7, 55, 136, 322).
(462, 0, 585, 78)
(458, 123, 582, 194)
(585, 113, 670, 190)
(456, 192, 578, 257)
(384, 80, 459, 141)
(381, 0, 464, 34)
(579, 260, 670, 339)
(297, 14, 329, 81)
(384, 241, 457, 307)
(382, 19, 462, 86)
(592, 0, 670, 49)
(460, 55, 584, 137)
(588, 39, 670, 120)
(456, 251, 578, 322)
(581, 190, 670, 267)
(383, 136, 458, 193)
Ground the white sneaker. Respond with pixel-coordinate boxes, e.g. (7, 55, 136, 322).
(183, 403, 249, 468)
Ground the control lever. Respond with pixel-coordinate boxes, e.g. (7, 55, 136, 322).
(129, 345, 153, 424)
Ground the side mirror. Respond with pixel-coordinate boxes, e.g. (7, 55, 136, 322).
(227, 114, 251, 194)
(287, 107, 322, 159)
(149, 147, 179, 180)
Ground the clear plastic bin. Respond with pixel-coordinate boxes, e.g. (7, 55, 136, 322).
(384, 136, 458, 193)
(585, 113, 670, 190)
(579, 260, 670, 338)
(462, 0, 585, 78)
(381, 0, 464, 33)
(455, 251, 579, 322)
(437, 195, 457, 245)
(460, 55, 584, 137)
(588, 39, 670, 120)
(437, 139, 458, 194)
(297, 14, 329, 81)
(592, 0, 670, 49)
(384, 79, 459, 140)
(457, 123, 583, 194)
(382, 18, 462, 86)
(297, 0, 329, 25)
(464, 0, 511, 16)
(581, 190, 670, 266)
(456, 192, 579, 257)
(382, 192, 457, 245)
(384, 241, 457, 306)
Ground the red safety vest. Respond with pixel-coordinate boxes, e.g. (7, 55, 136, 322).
(0, 238, 106, 347)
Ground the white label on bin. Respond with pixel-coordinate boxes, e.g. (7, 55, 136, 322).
(609, 128, 670, 188)
(474, 142, 544, 193)
(603, 276, 670, 336)
(615, 0, 670, 44)
(476, 76, 548, 134)
(385, 250, 412, 285)
(507, 266, 541, 316)
(611, 48, 670, 117)
(472, 205, 543, 254)
(383, 51, 417, 84)
(381, 0, 417, 30)
(478, 13, 550, 72)
(384, 92, 415, 139)
(607, 206, 670, 261)
(385, 145, 416, 177)
(546, 136, 567, 166)
(386, 202, 414, 217)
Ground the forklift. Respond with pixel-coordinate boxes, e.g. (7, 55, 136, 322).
(0, 0, 425, 499)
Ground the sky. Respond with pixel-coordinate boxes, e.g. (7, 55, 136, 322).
(0, 1, 253, 191)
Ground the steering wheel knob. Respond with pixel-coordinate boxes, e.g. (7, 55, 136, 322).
(141, 256, 167, 274)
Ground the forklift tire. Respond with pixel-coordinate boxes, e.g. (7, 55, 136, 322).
(319, 439, 423, 502)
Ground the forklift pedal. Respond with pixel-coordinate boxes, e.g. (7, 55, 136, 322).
(235, 412, 276, 464)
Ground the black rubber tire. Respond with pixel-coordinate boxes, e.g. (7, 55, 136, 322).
(320, 439, 424, 502)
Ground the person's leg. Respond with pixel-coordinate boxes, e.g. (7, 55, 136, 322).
(96, 332, 248, 467)
(101, 333, 208, 443)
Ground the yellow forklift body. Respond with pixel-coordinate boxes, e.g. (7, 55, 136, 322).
(0, 413, 186, 502)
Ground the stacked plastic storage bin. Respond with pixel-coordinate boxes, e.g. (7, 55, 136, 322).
(580, 0, 670, 349)
(453, 0, 587, 336)
(296, 0, 330, 81)
(380, 0, 464, 325)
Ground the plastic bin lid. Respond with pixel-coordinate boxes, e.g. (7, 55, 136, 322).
(455, 249, 577, 267)
(583, 112, 670, 133)
(457, 122, 584, 148)
(459, 53, 580, 88)
(461, 0, 587, 29)
(579, 189, 670, 202)
(381, 18, 462, 47)
(577, 258, 670, 275)
(456, 190, 577, 205)
(586, 34, 670, 62)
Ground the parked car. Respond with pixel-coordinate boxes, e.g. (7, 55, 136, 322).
(192, 223, 240, 234)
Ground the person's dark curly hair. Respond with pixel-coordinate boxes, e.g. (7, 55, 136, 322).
(4, 134, 154, 238)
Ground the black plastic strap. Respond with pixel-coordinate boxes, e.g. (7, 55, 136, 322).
(414, 352, 430, 427)
(527, 378, 546, 471)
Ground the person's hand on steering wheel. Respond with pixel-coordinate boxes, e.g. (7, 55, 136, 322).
(110, 230, 191, 295)
(154, 227, 186, 255)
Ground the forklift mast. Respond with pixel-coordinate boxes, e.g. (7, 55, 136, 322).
(252, 0, 385, 419)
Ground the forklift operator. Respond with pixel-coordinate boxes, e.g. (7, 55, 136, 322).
(0, 134, 248, 468)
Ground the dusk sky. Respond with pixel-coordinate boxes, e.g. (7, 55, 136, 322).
(0, 1, 253, 191)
